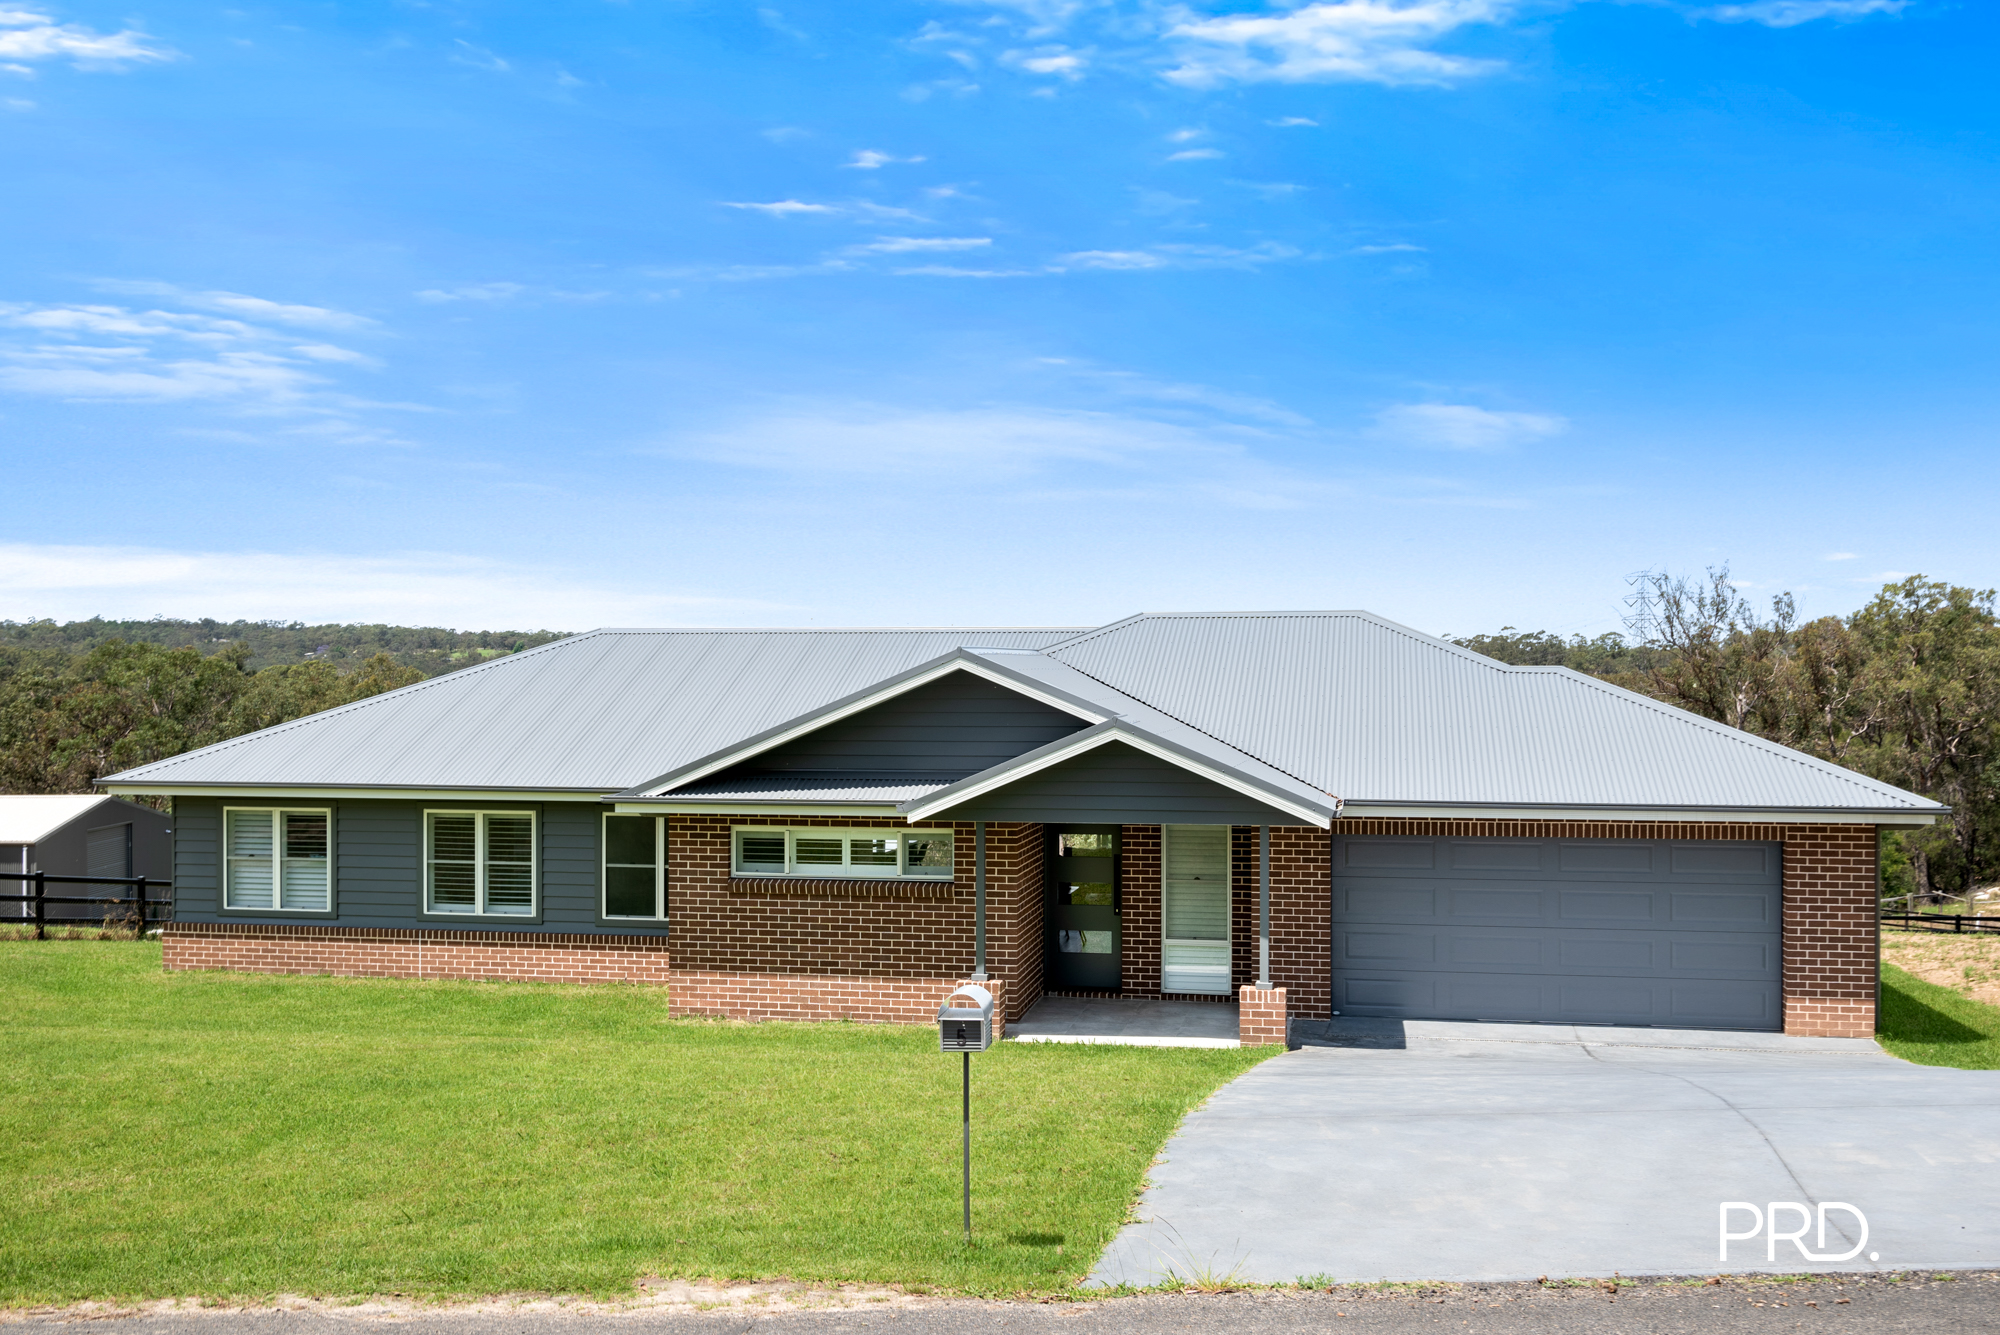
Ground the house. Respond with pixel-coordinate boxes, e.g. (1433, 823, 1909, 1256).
(2, 795, 173, 922)
(98, 612, 1941, 1041)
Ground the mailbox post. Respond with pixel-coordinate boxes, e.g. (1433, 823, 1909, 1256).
(938, 984, 994, 1241)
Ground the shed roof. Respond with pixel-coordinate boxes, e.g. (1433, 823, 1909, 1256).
(0, 796, 132, 844)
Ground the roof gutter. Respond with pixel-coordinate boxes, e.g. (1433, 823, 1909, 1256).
(1336, 801, 1945, 827)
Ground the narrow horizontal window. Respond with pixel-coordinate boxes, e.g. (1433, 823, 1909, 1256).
(603, 814, 666, 921)
(426, 810, 538, 917)
(224, 807, 333, 912)
(731, 827, 955, 880)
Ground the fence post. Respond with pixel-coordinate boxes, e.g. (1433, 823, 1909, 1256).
(134, 876, 147, 939)
(33, 870, 45, 941)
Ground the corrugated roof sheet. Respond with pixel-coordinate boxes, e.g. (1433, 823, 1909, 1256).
(0, 795, 130, 844)
(1044, 611, 1936, 812)
(106, 628, 1082, 790)
(103, 611, 1943, 815)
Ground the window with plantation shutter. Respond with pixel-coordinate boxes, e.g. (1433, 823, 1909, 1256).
(223, 808, 333, 912)
(425, 811, 538, 916)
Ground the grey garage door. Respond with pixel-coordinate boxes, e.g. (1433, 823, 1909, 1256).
(1332, 836, 1783, 1030)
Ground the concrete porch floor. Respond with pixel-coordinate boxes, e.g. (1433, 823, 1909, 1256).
(1007, 994, 1240, 1048)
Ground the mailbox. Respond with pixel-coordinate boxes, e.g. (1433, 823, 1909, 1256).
(938, 983, 994, 1052)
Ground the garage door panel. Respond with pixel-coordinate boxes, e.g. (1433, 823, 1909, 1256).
(1343, 840, 1437, 870)
(1557, 937, 1655, 969)
(1341, 882, 1439, 918)
(1447, 841, 1544, 871)
(1344, 929, 1436, 963)
(1558, 843, 1657, 874)
(1670, 939, 1774, 972)
(1557, 889, 1658, 923)
(1668, 982, 1777, 1025)
(1341, 974, 1435, 1011)
(1333, 836, 1782, 1031)
(1670, 844, 1775, 876)
(1446, 886, 1546, 920)
(1447, 933, 1544, 967)
(1671, 891, 1774, 927)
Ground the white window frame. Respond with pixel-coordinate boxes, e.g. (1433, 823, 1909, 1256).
(222, 806, 334, 913)
(731, 826, 956, 880)
(424, 809, 539, 917)
(602, 813, 666, 921)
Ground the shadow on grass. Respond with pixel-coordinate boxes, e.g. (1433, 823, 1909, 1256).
(1878, 964, 2000, 1070)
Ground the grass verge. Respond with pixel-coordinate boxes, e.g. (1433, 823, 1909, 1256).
(0, 942, 1273, 1302)
(1877, 961, 2000, 1069)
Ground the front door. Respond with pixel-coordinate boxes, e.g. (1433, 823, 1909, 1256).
(1048, 826, 1120, 990)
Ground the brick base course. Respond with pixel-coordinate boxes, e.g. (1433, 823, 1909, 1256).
(670, 970, 1006, 1034)
(1239, 985, 1287, 1047)
(161, 922, 672, 985)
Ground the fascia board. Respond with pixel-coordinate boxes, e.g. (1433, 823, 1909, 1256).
(899, 723, 1333, 827)
(625, 654, 1109, 798)
(97, 784, 614, 803)
(1338, 802, 1946, 827)
(610, 801, 913, 818)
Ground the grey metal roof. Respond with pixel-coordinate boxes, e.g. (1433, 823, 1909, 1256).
(1043, 611, 1939, 813)
(103, 627, 1082, 791)
(664, 773, 955, 805)
(101, 610, 1943, 817)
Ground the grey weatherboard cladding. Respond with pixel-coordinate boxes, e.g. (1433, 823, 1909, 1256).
(171, 797, 657, 935)
(936, 740, 1308, 825)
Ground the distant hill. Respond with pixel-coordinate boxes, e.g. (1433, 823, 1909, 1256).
(0, 618, 572, 678)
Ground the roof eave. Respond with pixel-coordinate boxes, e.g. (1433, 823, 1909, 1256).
(1337, 800, 1947, 827)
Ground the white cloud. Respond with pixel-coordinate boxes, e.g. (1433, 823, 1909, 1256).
(1823, 551, 1858, 561)
(1234, 180, 1306, 198)
(849, 236, 994, 254)
(1167, 147, 1225, 161)
(0, 542, 780, 630)
(3, 96, 29, 110)
(893, 265, 1039, 278)
(0, 8, 173, 66)
(93, 281, 375, 331)
(721, 199, 839, 217)
(1374, 402, 1567, 450)
(845, 149, 925, 169)
(415, 282, 526, 303)
(1267, 116, 1320, 126)
(1701, 0, 1906, 25)
(1166, 127, 1205, 142)
(0, 288, 399, 440)
(660, 403, 1325, 509)
(449, 39, 510, 73)
(1163, 0, 1510, 88)
(1056, 241, 1301, 271)
(1004, 45, 1089, 78)
(1350, 241, 1425, 253)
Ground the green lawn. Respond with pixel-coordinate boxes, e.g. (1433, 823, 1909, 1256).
(1878, 961, 2000, 1069)
(0, 943, 1272, 1302)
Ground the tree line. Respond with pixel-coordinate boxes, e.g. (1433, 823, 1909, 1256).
(1453, 572, 1999, 905)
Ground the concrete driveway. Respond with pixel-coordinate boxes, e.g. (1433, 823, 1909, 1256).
(1091, 1019, 2000, 1286)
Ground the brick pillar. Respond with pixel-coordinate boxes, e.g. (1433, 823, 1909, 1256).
(1781, 824, 1879, 1038)
(1239, 984, 1287, 1047)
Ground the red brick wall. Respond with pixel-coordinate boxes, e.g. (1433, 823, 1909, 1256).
(1778, 823, 1879, 1038)
(1118, 825, 1163, 998)
(667, 815, 1044, 1024)
(1231, 826, 1334, 1020)
(161, 922, 672, 984)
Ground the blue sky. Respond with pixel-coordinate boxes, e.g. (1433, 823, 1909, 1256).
(1, 0, 1994, 635)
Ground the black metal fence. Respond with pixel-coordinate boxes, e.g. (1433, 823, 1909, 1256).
(2, 874, 173, 939)
(1881, 910, 2000, 936)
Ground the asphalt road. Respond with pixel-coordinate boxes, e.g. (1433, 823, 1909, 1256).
(10, 1277, 2000, 1335)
